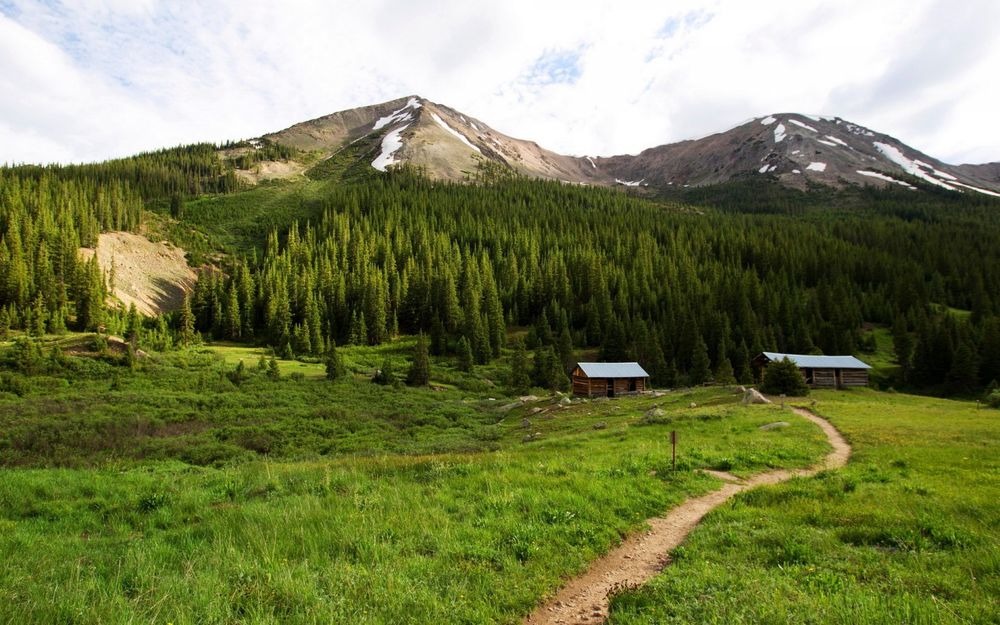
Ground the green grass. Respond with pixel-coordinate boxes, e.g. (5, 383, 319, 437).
(607, 388, 1000, 624)
(0, 338, 833, 624)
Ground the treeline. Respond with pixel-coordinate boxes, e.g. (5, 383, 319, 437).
(0, 139, 280, 336)
(4, 143, 244, 201)
(187, 168, 1000, 393)
(0, 173, 141, 335)
(219, 139, 297, 171)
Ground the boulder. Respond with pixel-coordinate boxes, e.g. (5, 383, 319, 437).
(689, 402, 698, 409)
(742, 389, 771, 405)
(498, 400, 523, 413)
(519, 395, 540, 403)
(645, 407, 666, 418)
(559, 397, 572, 406)
(521, 418, 532, 429)
(592, 422, 608, 430)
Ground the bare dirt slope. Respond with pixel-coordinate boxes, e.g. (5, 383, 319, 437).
(523, 407, 850, 625)
(79, 231, 196, 316)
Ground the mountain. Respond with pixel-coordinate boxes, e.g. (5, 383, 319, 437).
(244, 96, 1000, 197)
(261, 96, 606, 184)
(597, 114, 1000, 197)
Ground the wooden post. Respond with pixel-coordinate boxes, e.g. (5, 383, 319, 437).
(671, 430, 677, 471)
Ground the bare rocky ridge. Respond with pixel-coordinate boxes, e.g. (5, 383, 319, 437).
(246, 96, 1000, 197)
(598, 114, 1000, 196)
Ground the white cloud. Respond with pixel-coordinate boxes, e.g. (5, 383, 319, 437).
(1, 0, 998, 165)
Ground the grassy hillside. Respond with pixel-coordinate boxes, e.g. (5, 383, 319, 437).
(608, 389, 1000, 624)
(0, 355, 829, 624)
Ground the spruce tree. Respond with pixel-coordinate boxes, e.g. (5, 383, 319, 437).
(557, 326, 575, 373)
(179, 294, 196, 346)
(325, 341, 346, 381)
(508, 339, 531, 394)
(689, 335, 712, 385)
(456, 335, 474, 372)
(407, 334, 430, 386)
(947, 339, 979, 395)
(760, 357, 809, 396)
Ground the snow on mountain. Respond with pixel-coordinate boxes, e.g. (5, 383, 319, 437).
(256, 97, 999, 198)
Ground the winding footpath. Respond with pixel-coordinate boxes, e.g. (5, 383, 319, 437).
(523, 408, 851, 625)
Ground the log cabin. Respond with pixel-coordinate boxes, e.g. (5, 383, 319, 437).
(572, 362, 649, 398)
(752, 352, 871, 389)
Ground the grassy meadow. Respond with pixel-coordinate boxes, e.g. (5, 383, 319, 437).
(608, 389, 1000, 624)
(0, 336, 833, 624)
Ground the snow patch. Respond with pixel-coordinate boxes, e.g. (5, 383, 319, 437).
(373, 98, 421, 131)
(806, 162, 827, 172)
(761, 116, 777, 126)
(873, 142, 957, 191)
(825, 135, 848, 147)
(817, 140, 838, 147)
(759, 164, 770, 174)
(431, 112, 481, 153)
(792, 169, 802, 174)
(857, 170, 916, 189)
(845, 123, 875, 137)
(774, 124, 787, 143)
(371, 124, 410, 171)
(789, 119, 818, 132)
(950, 181, 1000, 198)
(615, 178, 645, 187)
(470, 121, 480, 132)
(586, 156, 597, 169)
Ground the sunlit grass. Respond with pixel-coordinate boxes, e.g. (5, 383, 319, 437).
(608, 388, 1000, 625)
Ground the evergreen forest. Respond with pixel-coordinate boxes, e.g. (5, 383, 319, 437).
(2, 147, 999, 397)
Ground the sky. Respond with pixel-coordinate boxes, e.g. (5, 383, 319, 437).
(2, 0, 999, 166)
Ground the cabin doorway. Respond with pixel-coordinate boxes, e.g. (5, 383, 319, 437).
(607, 381, 615, 398)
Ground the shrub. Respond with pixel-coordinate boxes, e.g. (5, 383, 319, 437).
(372, 358, 397, 386)
(986, 390, 1000, 409)
(760, 357, 809, 396)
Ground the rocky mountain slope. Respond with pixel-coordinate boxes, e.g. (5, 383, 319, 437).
(262, 96, 606, 184)
(242, 96, 1000, 197)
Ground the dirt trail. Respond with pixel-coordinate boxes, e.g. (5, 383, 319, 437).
(523, 407, 850, 625)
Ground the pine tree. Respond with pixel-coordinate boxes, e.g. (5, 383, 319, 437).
(508, 339, 531, 394)
(267, 356, 281, 380)
(30, 295, 47, 337)
(179, 294, 196, 345)
(557, 326, 575, 373)
(372, 357, 396, 386)
(226, 283, 241, 340)
(689, 335, 712, 385)
(714, 340, 736, 386)
(456, 335, 474, 372)
(947, 339, 979, 395)
(760, 357, 809, 396)
(125, 302, 141, 347)
(734, 340, 753, 384)
(325, 341, 346, 381)
(407, 334, 431, 386)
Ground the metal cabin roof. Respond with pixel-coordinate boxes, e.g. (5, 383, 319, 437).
(761, 352, 872, 370)
(577, 362, 650, 378)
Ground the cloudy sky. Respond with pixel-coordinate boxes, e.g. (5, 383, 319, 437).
(2, 0, 998, 165)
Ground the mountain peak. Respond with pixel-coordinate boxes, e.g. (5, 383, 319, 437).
(248, 99, 1000, 197)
